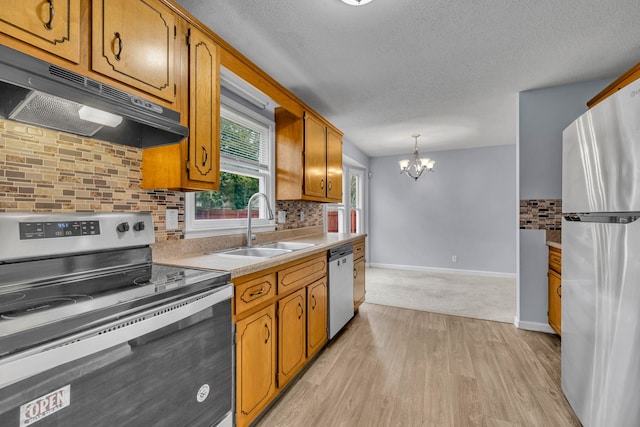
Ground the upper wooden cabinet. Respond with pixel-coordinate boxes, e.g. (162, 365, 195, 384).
(92, 0, 178, 103)
(0, 0, 81, 63)
(588, 61, 640, 109)
(275, 108, 343, 203)
(142, 25, 220, 191)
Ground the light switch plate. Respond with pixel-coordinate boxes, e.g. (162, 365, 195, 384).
(277, 210, 286, 224)
(166, 209, 179, 230)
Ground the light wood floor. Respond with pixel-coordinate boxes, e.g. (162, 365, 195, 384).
(256, 303, 581, 427)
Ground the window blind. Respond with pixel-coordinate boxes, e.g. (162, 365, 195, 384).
(220, 106, 269, 170)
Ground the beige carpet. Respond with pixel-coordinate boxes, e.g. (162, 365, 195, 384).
(365, 267, 516, 323)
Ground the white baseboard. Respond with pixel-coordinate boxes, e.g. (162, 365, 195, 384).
(514, 317, 557, 334)
(367, 262, 517, 279)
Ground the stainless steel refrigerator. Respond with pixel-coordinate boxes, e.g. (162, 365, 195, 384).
(562, 78, 640, 426)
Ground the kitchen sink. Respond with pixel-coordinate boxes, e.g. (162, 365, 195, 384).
(210, 241, 316, 259)
(215, 247, 292, 258)
(258, 241, 315, 250)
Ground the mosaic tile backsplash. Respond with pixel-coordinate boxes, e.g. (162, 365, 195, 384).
(0, 119, 323, 241)
(519, 199, 562, 230)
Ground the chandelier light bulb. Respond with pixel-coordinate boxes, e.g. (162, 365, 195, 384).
(399, 134, 435, 181)
(341, 0, 373, 5)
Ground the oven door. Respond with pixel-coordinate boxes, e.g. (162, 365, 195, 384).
(0, 285, 233, 427)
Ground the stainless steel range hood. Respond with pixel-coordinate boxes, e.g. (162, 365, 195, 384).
(0, 44, 188, 148)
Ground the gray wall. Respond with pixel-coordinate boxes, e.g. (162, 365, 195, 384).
(519, 79, 610, 199)
(516, 78, 611, 330)
(369, 144, 516, 274)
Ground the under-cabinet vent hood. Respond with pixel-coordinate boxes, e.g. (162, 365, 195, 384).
(0, 44, 188, 148)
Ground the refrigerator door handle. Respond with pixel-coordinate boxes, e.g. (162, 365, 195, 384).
(564, 214, 640, 224)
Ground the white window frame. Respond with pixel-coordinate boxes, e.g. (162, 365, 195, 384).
(184, 96, 276, 238)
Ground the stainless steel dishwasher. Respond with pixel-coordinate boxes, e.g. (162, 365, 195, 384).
(328, 243, 354, 339)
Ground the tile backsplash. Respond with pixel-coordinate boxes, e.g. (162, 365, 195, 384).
(519, 199, 562, 230)
(0, 119, 324, 241)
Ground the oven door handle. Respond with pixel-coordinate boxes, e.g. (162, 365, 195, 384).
(0, 285, 232, 389)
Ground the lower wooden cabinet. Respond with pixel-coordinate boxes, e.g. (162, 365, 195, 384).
(307, 278, 327, 358)
(277, 288, 307, 389)
(235, 304, 277, 427)
(548, 246, 562, 335)
(548, 268, 562, 335)
(353, 237, 366, 311)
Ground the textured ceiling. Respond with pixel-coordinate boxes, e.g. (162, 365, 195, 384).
(175, 0, 640, 157)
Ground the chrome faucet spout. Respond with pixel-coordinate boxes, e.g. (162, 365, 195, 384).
(246, 192, 274, 247)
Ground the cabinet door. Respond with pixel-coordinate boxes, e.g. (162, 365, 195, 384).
(304, 113, 327, 198)
(236, 305, 276, 427)
(187, 27, 220, 186)
(548, 269, 561, 335)
(326, 128, 343, 202)
(92, 0, 176, 102)
(354, 257, 366, 310)
(0, 0, 81, 63)
(307, 278, 327, 358)
(277, 288, 306, 389)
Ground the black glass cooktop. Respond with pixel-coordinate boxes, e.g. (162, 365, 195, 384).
(0, 263, 230, 356)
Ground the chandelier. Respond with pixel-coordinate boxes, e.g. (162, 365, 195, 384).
(399, 134, 435, 181)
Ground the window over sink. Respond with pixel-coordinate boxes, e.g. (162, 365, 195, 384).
(185, 97, 275, 237)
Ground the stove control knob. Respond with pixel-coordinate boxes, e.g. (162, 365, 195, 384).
(116, 222, 130, 233)
(133, 221, 145, 232)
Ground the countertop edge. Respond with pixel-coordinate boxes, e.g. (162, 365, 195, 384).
(546, 241, 562, 250)
(155, 233, 367, 278)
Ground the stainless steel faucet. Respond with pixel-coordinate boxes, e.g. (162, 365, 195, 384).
(246, 192, 274, 247)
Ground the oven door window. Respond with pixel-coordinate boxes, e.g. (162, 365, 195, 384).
(0, 297, 232, 427)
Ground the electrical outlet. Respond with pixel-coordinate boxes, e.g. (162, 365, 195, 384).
(452, 255, 457, 263)
(166, 209, 179, 230)
(277, 210, 286, 224)
(299, 211, 304, 222)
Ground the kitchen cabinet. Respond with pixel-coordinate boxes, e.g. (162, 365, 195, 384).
(548, 246, 562, 335)
(141, 25, 221, 191)
(277, 288, 307, 389)
(275, 108, 343, 202)
(0, 0, 81, 63)
(232, 251, 329, 426)
(92, 0, 178, 103)
(306, 278, 327, 358)
(588, 60, 640, 109)
(353, 237, 366, 311)
(236, 304, 277, 427)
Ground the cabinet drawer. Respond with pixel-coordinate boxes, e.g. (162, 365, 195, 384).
(278, 254, 327, 295)
(235, 273, 276, 316)
(549, 247, 562, 274)
(353, 239, 365, 260)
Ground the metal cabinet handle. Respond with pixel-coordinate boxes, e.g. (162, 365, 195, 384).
(201, 146, 208, 167)
(44, 0, 55, 30)
(353, 268, 357, 279)
(320, 179, 325, 190)
(264, 323, 270, 343)
(114, 32, 123, 61)
(557, 285, 562, 298)
(297, 302, 303, 319)
(311, 294, 316, 309)
(249, 288, 265, 298)
(328, 180, 332, 191)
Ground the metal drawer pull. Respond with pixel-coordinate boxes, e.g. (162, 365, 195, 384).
(45, 0, 55, 30)
(202, 146, 208, 166)
(249, 288, 265, 297)
(114, 32, 123, 61)
(264, 323, 270, 343)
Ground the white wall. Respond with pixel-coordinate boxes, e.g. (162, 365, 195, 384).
(369, 144, 516, 275)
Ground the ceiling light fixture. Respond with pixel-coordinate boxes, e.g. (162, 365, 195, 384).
(399, 134, 435, 181)
(341, 0, 373, 6)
